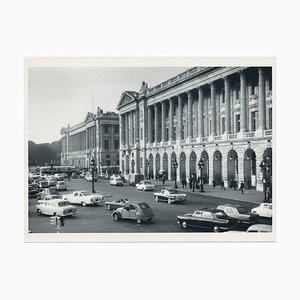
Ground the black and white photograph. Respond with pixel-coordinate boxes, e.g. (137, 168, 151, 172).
(25, 58, 275, 242)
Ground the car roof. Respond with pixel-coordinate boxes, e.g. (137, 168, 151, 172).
(247, 224, 272, 231)
(195, 208, 224, 213)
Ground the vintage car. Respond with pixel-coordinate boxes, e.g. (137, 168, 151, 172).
(63, 190, 103, 206)
(217, 204, 259, 224)
(38, 188, 60, 200)
(153, 189, 186, 204)
(246, 224, 272, 233)
(54, 173, 64, 181)
(251, 203, 272, 218)
(112, 202, 154, 224)
(85, 174, 98, 182)
(105, 198, 129, 210)
(36, 199, 77, 217)
(47, 177, 57, 186)
(39, 180, 49, 189)
(28, 185, 40, 198)
(56, 181, 67, 191)
(136, 180, 155, 191)
(177, 208, 239, 232)
(110, 177, 124, 186)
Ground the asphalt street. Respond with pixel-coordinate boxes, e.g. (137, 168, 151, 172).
(28, 179, 271, 233)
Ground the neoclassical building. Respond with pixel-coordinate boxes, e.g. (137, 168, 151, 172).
(116, 67, 273, 191)
(60, 107, 120, 172)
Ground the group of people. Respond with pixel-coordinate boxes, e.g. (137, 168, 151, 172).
(212, 178, 245, 194)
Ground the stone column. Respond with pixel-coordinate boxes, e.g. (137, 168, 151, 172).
(161, 101, 166, 142)
(131, 110, 134, 144)
(135, 106, 140, 143)
(258, 67, 266, 130)
(177, 95, 183, 140)
(169, 99, 174, 142)
(210, 82, 216, 136)
(198, 87, 204, 139)
(154, 104, 159, 142)
(224, 76, 231, 134)
(125, 113, 130, 147)
(119, 114, 124, 146)
(187, 91, 193, 138)
(147, 106, 152, 143)
(240, 70, 247, 132)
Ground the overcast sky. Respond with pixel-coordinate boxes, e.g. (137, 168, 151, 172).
(28, 67, 188, 144)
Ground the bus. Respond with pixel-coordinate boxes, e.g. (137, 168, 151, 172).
(40, 165, 77, 176)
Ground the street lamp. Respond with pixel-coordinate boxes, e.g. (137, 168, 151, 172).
(198, 157, 205, 192)
(145, 159, 149, 179)
(50, 160, 54, 175)
(131, 159, 135, 174)
(260, 156, 272, 202)
(114, 160, 117, 175)
(90, 156, 96, 193)
(172, 158, 178, 188)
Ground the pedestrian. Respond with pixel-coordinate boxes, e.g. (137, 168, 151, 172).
(221, 180, 225, 190)
(234, 180, 237, 190)
(230, 179, 233, 189)
(181, 178, 185, 188)
(162, 175, 165, 185)
(212, 179, 216, 188)
(240, 181, 245, 194)
(192, 179, 196, 192)
(189, 176, 192, 189)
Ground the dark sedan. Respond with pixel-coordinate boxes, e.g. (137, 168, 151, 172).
(105, 199, 128, 210)
(177, 208, 239, 232)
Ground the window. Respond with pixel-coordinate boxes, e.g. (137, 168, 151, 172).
(106, 154, 110, 158)
(106, 160, 110, 166)
(140, 157, 143, 168)
(222, 117, 225, 134)
(114, 125, 119, 133)
(104, 139, 109, 149)
(236, 114, 240, 133)
(140, 128, 143, 140)
(114, 139, 119, 149)
(104, 125, 109, 133)
(269, 108, 272, 129)
(251, 111, 258, 131)
(202, 211, 213, 219)
(225, 208, 234, 214)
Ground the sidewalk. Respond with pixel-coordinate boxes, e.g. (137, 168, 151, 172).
(151, 180, 264, 204)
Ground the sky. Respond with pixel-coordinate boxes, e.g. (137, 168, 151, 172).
(28, 67, 188, 144)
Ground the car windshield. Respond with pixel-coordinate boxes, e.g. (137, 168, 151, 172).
(168, 190, 178, 194)
(58, 201, 70, 207)
(81, 192, 91, 196)
(215, 211, 227, 219)
(139, 203, 150, 210)
(144, 181, 152, 184)
(237, 207, 248, 214)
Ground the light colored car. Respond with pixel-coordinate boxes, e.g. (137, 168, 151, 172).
(217, 204, 259, 224)
(246, 224, 272, 233)
(38, 188, 60, 200)
(36, 199, 77, 216)
(105, 199, 128, 210)
(63, 190, 103, 206)
(110, 178, 123, 186)
(47, 178, 57, 186)
(54, 173, 64, 181)
(56, 181, 67, 191)
(136, 180, 155, 191)
(112, 202, 154, 224)
(153, 189, 186, 204)
(251, 203, 272, 218)
(85, 174, 98, 182)
(39, 180, 49, 189)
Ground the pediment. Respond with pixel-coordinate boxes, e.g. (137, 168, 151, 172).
(84, 112, 95, 123)
(116, 91, 138, 109)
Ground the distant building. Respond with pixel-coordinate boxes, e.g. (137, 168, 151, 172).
(60, 108, 119, 174)
(116, 67, 273, 191)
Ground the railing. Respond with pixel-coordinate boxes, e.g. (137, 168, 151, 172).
(190, 138, 197, 143)
(214, 135, 222, 141)
(245, 132, 255, 138)
(172, 140, 177, 145)
(202, 137, 209, 142)
(264, 129, 272, 136)
(163, 141, 169, 146)
(228, 134, 237, 140)
(180, 139, 186, 144)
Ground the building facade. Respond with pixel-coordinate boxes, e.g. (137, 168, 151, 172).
(60, 107, 119, 173)
(116, 67, 273, 191)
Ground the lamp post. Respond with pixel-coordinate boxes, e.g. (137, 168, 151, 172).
(131, 159, 135, 174)
(260, 156, 272, 202)
(198, 157, 205, 192)
(114, 160, 117, 175)
(145, 159, 149, 179)
(50, 161, 54, 175)
(172, 158, 178, 188)
(90, 156, 96, 193)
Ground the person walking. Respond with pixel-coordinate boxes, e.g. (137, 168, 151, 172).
(212, 179, 216, 188)
(221, 180, 225, 190)
(162, 175, 165, 186)
(240, 181, 245, 194)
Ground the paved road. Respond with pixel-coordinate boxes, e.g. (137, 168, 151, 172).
(28, 179, 271, 233)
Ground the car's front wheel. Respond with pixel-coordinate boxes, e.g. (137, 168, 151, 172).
(181, 221, 188, 229)
(113, 213, 119, 221)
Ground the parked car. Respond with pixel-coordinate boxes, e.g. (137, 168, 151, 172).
(177, 208, 239, 232)
(105, 198, 129, 210)
(153, 189, 186, 204)
(112, 202, 154, 224)
(38, 188, 60, 200)
(71, 172, 79, 179)
(110, 177, 124, 186)
(47, 178, 57, 186)
(36, 199, 77, 216)
(40, 173, 48, 180)
(251, 203, 272, 218)
(246, 224, 272, 233)
(28, 185, 40, 198)
(85, 174, 98, 182)
(79, 172, 86, 179)
(54, 173, 64, 181)
(136, 180, 155, 191)
(63, 190, 103, 206)
(216, 204, 259, 225)
(61, 173, 69, 179)
(39, 180, 49, 189)
(56, 181, 67, 191)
